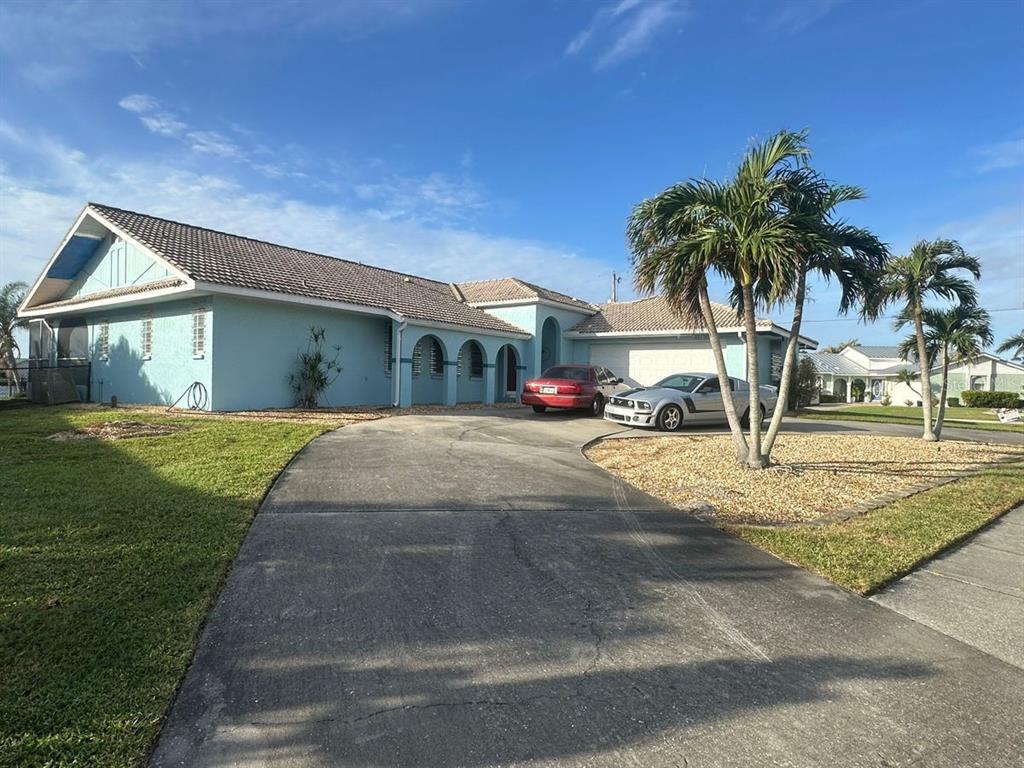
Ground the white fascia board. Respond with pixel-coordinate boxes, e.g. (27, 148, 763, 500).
(194, 282, 532, 339)
(19, 282, 196, 318)
(193, 282, 402, 321)
(20, 205, 94, 312)
(468, 297, 597, 314)
(398, 316, 531, 339)
(565, 327, 747, 339)
(19, 205, 195, 313)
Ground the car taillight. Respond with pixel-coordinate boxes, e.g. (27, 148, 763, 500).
(558, 384, 582, 394)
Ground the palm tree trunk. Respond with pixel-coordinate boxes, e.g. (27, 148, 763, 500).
(914, 300, 937, 441)
(3, 348, 20, 394)
(762, 267, 806, 457)
(934, 344, 949, 440)
(699, 282, 748, 464)
(742, 282, 768, 468)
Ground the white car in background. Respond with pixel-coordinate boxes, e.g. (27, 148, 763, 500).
(603, 372, 778, 431)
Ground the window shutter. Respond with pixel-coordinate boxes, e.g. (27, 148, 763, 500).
(412, 341, 423, 376)
(192, 303, 206, 358)
(140, 314, 153, 359)
(384, 323, 393, 374)
(98, 321, 109, 360)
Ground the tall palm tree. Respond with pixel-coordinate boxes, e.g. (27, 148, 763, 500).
(875, 239, 981, 441)
(996, 329, 1024, 360)
(1, 281, 28, 392)
(628, 130, 809, 467)
(898, 304, 993, 439)
(760, 178, 888, 457)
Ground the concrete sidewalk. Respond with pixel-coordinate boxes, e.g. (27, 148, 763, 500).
(872, 505, 1024, 669)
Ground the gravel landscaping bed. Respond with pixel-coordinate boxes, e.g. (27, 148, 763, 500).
(585, 434, 1024, 524)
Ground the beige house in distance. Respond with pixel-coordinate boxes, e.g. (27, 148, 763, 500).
(807, 345, 1024, 405)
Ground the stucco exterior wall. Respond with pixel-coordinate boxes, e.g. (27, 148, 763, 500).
(77, 299, 212, 406)
(212, 295, 393, 411)
(397, 325, 527, 408)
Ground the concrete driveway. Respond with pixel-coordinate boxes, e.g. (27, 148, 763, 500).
(152, 410, 1024, 767)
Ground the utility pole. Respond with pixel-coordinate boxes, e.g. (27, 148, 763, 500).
(611, 271, 621, 302)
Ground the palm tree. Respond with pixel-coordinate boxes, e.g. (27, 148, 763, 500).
(628, 130, 809, 467)
(821, 338, 860, 353)
(1, 281, 28, 392)
(893, 367, 921, 403)
(760, 178, 888, 457)
(875, 239, 981, 441)
(996, 329, 1024, 360)
(898, 304, 993, 438)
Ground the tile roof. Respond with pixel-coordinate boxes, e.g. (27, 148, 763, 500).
(456, 277, 596, 312)
(86, 203, 527, 336)
(569, 295, 773, 334)
(29, 277, 186, 310)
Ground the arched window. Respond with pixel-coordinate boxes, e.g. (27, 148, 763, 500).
(413, 337, 444, 378)
(458, 342, 484, 379)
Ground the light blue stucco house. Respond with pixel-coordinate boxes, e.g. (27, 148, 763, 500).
(19, 203, 814, 410)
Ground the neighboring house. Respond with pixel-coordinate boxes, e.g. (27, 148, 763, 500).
(807, 345, 1024, 405)
(19, 203, 813, 410)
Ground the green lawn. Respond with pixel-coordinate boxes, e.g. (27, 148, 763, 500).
(0, 406, 328, 767)
(727, 460, 1024, 594)
(798, 404, 1023, 433)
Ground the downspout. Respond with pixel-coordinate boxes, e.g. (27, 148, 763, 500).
(392, 316, 407, 407)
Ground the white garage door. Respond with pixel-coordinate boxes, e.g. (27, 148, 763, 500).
(589, 342, 718, 387)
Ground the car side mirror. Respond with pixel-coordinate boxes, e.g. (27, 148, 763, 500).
(614, 378, 623, 385)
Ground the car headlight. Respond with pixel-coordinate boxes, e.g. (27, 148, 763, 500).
(635, 400, 652, 411)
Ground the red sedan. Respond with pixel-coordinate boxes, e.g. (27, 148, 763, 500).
(521, 365, 624, 416)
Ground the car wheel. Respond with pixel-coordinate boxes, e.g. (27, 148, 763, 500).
(532, 405, 547, 413)
(657, 404, 683, 431)
(590, 395, 604, 417)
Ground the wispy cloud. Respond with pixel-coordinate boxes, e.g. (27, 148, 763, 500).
(0, 0, 447, 85)
(759, 0, 844, 34)
(118, 93, 160, 114)
(566, 0, 688, 70)
(971, 136, 1024, 173)
(0, 120, 615, 307)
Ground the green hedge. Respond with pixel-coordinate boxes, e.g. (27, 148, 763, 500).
(947, 397, 960, 408)
(960, 390, 1021, 408)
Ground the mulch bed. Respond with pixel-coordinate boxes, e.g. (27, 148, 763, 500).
(586, 434, 1024, 524)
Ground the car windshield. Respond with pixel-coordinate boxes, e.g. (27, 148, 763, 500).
(542, 366, 590, 381)
(654, 374, 704, 392)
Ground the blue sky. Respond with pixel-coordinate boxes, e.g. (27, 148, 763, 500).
(1, 0, 1021, 347)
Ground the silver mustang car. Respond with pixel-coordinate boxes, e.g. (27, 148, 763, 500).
(603, 372, 778, 431)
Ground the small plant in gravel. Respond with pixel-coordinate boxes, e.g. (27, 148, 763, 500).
(290, 326, 343, 408)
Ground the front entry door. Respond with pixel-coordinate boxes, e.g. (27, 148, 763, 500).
(506, 348, 517, 392)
